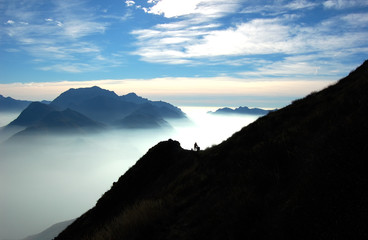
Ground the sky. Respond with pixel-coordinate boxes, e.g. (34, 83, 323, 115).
(0, 0, 368, 107)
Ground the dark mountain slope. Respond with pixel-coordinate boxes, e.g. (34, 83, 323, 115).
(8, 102, 55, 126)
(50, 86, 135, 123)
(36, 108, 103, 130)
(56, 60, 368, 240)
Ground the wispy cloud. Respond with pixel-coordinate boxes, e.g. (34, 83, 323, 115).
(238, 55, 353, 80)
(0, 0, 120, 73)
(323, 0, 368, 9)
(147, 0, 241, 19)
(241, 0, 319, 14)
(129, 0, 368, 80)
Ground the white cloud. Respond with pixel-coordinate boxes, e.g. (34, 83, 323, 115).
(56, 21, 63, 27)
(185, 19, 295, 57)
(125, 0, 135, 7)
(238, 55, 353, 79)
(241, 0, 319, 15)
(323, 0, 368, 9)
(341, 13, 368, 27)
(62, 19, 106, 38)
(286, 0, 319, 10)
(131, 0, 368, 76)
(5, 48, 20, 52)
(5, 19, 15, 24)
(148, 0, 241, 19)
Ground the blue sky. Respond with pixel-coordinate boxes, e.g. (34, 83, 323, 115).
(0, 0, 368, 107)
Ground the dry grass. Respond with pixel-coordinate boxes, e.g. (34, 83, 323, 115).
(85, 199, 167, 240)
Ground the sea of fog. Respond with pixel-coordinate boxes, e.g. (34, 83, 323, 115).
(0, 107, 260, 240)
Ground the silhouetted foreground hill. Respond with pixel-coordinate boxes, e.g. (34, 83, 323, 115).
(56, 61, 368, 240)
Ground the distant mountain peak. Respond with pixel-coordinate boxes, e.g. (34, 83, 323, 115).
(8, 102, 55, 127)
(51, 86, 119, 109)
(126, 92, 138, 96)
(120, 92, 149, 104)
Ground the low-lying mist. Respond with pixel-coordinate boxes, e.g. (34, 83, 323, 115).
(0, 107, 260, 240)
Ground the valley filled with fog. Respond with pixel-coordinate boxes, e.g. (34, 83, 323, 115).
(0, 107, 260, 240)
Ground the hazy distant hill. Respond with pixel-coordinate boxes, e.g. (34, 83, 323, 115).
(114, 103, 173, 129)
(115, 112, 170, 129)
(20, 219, 74, 240)
(56, 60, 368, 240)
(209, 106, 272, 115)
(7, 108, 104, 142)
(0, 94, 31, 112)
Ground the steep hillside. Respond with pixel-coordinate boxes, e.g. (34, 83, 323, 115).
(56, 61, 368, 240)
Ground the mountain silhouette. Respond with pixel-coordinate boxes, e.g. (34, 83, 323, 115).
(8, 102, 56, 127)
(0, 94, 32, 112)
(210, 106, 272, 115)
(55, 61, 368, 240)
(2, 88, 187, 142)
(119, 92, 150, 104)
(51, 86, 119, 108)
(50, 86, 135, 123)
(120, 92, 185, 118)
(50, 86, 186, 124)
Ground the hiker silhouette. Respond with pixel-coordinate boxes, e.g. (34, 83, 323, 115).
(194, 142, 200, 151)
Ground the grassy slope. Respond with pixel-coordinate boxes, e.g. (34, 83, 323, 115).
(56, 60, 368, 240)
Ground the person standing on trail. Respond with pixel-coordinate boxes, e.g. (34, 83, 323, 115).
(194, 142, 200, 151)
